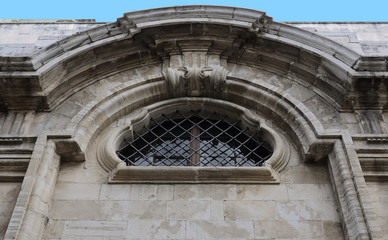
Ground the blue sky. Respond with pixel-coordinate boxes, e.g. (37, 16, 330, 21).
(1, 0, 388, 22)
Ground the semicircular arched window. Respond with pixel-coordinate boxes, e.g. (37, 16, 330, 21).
(116, 111, 273, 167)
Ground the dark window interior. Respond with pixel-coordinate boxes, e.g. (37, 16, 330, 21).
(116, 111, 273, 167)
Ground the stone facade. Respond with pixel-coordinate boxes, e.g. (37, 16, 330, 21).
(0, 5, 387, 240)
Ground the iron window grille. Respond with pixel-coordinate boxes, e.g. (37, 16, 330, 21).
(116, 110, 273, 167)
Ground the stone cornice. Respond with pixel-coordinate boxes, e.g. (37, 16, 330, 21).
(0, 5, 387, 112)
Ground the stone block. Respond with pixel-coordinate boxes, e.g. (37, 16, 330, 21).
(0, 216, 10, 239)
(371, 183, 388, 200)
(287, 184, 334, 200)
(100, 184, 158, 200)
(288, 164, 331, 184)
(254, 220, 327, 239)
(207, 55, 221, 67)
(0, 201, 17, 218)
(0, 183, 21, 202)
(58, 32, 91, 52)
(27, 195, 50, 216)
(62, 220, 127, 239)
(57, 161, 107, 184)
(340, 112, 359, 124)
(224, 200, 277, 220)
(344, 122, 362, 134)
(167, 200, 210, 220)
(372, 200, 388, 217)
(126, 220, 185, 239)
(287, 83, 315, 103)
(380, 216, 388, 237)
(102, 200, 166, 220)
(277, 200, 340, 221)
(186, 220, 254, 239)
(279, 168, 296, 184)
(174, 184, 237, 200)
(49, 200, 103, 220)
(237, 184, 288, 200)
(86, 25, 111, 42)
(322, 221, 345, 239)
(44, 113, 72, 131)
(210, 201, 224, 220)
(53, 183, 101, 200)
(157, 185, 174, 200)
(42, 219, 64, 239)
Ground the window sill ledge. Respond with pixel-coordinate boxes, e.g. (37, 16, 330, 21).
(109, 164, 279, 184)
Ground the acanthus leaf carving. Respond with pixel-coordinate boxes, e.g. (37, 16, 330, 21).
(181, 66, 206, 97)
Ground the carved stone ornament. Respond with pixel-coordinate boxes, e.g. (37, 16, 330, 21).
(0, 138, 23, 145)
(250, 14, 273, 33)
(163, 66, 229, 96)
(367, 137, 388, 143)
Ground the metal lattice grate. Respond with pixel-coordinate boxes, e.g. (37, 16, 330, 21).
(116, 111, 273, 167)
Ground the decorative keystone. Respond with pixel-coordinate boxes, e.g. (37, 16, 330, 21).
(163, 66, 229, 96)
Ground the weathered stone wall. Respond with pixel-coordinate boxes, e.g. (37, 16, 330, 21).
(3, 55, 383, 240)
(1, 6, 387, 240)
(2, 22, 388, 58)
(43, 145, 343, 239)
(289, 23, 388, 56)
(0, 21, 104, 57)
(0, 183, 20, 240)
(32, 62, 344, 239)
(367, 182, 388, 239)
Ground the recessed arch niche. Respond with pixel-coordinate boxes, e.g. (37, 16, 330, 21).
(96, 98, 291, 183)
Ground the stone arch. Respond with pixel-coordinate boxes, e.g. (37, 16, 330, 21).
(65, 68, 323, 163)
(2, 5, 372, 113)
(3, 6, 382, 240)
(57, 50, 373, 238)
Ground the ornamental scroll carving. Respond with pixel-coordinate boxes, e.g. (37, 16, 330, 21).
(163, 66, 229, 96)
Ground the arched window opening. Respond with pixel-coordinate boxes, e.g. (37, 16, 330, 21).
(116, 110, 273, 167)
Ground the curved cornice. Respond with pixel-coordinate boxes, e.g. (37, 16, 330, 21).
(1, 5, 387, 111)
